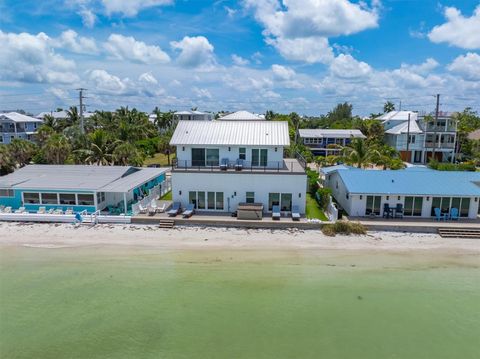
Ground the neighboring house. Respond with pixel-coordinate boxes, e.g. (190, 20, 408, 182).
(0, 112, 43, 144)
(298, 129, 366, 156)
(321, 166, 480, 219)
(170, 120, 307, 215)
(378, 111, 457, 163)
(173, 110, 214, 121)
(217, 111, 265, 121)
(36, 110, 95, 120)
(0, 165, 168, 214)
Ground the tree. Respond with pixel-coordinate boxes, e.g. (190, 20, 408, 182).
(42, 114, 62, 133)
(341, 138, 378, 168)
(157, 133, 175, 165)
(66, 106, 80, 126)
(0, 145, 15, 175)
(371, 145, 404, 170)
(383, 101, 395, 113)
(42, 134, 71, 164)
(113, 142, 143, 166)
(327, 103, 353, 123)
(76, 129, 114, 165)
(8, 139, 37, 167)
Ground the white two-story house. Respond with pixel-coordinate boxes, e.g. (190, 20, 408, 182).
(170, 120, 307, 215)
(378, 111, 457, 164)
(0, 112, 43, 144)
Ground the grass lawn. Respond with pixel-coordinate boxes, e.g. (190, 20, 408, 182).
(143, 152, 174, 167)
(160, 191, 172, 200)
(305, 193, 328, 221)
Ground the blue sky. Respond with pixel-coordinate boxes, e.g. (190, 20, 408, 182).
(0, 0, 479, 116)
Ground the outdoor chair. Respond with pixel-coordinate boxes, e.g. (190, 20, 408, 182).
(272, 205, 281, 220)
(220, 158, 229, 171)
(395, 203, 404, 218)
(65, 208, 74, 215)
(0, 205, 4, 213)
(449, 208, 459, 221)
(167, 202, 181, 217)
(235, 158, 244, 171)
(382, 203, 391, 218)
(15, 207, 26, 213)
(434, 207, 447, 221)
(4, 206, 12, 213)
(37, 207, 46, 214)
(182, 204, 195, 218)
(157, 203, 167, 213)
(137, 203, 148, 214)
(150, 200, 158, 212)
(291, 205, 301, 221)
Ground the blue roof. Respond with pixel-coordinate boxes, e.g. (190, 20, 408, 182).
(336, 169, 480, 196)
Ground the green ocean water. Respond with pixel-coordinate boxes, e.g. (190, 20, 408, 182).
(0, 246, 479, 359)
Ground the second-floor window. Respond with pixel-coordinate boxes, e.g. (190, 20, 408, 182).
(251, 149, 268, 166)
(408, 135, 415, 144)
(192, 148, 219, 166)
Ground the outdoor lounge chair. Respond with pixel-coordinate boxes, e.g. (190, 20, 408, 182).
(65, 208, 74, 215)
(235, 158, 244, 171)
(37, 207, 46, 214)
(449, 207, 459, 221)
(15, 207, 26, 213)
(47, 208, 54, 214)
(182, 204, 195, 218)
(291, 205, 301, 221)
(272, 205, 281, 220)
(220, 158, 229, 171)
(157, 203, 167, 213)
(149, 200, 158, 215)
(138, 203, 148, 214)
(167, 202, 181, 217)
(395, 203, 404, 218)
(434, 207, 447, 221)
(4, 206, 12, 213)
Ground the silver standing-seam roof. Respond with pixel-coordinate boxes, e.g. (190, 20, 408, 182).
(0, 165, 168, 193)
(0, 112, 43, 123)
(218, 111, 264, 121)
(170, 120, 290, 146)
(298, 129, 366, 139)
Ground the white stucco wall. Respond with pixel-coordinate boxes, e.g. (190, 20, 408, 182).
(172, 171, 307, 214)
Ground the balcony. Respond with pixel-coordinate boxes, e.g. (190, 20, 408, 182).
(172, 158, 306, 174)
(424, 142, 455, 149)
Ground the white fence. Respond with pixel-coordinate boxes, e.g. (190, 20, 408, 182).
(0, 212, 131, 224)
(131, 179, 172, 215)
(326, 196, 339, 222)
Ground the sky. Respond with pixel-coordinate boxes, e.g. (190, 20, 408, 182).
(0, 0, 479, 116)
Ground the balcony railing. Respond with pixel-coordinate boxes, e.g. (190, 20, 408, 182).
(424, 142, 455, 149)
(172, 158, 305, 173)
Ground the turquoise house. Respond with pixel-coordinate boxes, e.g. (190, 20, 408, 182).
(0, 165, 168, 214)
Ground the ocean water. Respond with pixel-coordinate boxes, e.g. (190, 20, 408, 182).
(0, 246, 479, 359)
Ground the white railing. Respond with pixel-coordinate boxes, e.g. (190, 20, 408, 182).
(160, 177, 172, 197)
(131, 183, 166, 215)
(326, 195, 338, 222)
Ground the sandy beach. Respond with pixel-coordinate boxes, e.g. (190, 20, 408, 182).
(1, 221, 479, 254)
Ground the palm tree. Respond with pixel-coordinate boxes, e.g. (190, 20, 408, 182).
(113, 142, 143, 166)
(0, 145, 15, 175)
(372, 145, 403, 170)
(341, 138, 378, 168)
(76, 129, 114, 165)
(157, 133, 175, 165)
(66, 106, 80, 125)
(8, 139, 37, 167)
(42, 134, 71, 164)
(383, 101, 395, 113)
(42, 114, 62, 133)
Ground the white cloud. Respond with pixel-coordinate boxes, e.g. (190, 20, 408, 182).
(266, 36, 334, 64)
(139, 72, 158, 85)
(101, 0, 173, 17)
(400, 58, 439, 75)
(78, 7, 96, 28)
(104, 34, 170, 64)
(55, 30, 98, 54)
(231, 54, 250, 66)
(170, 36, 215, 68)
(0, 30, 78, 84)
(244, 0, 378, 63)
(428, 5, 480, 49)
(329, 54, 372, 79)
(192, 87, 212, 99)
(447, 52, 480, 80)
(271, 64, 295, 80)
(224, 6, 237, 18)
(88, 69, 127, 93)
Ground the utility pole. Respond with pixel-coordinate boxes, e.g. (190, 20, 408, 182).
(406, 112, 411, 158)
(399, 100, 402, 111)
(77, 88, 87, 134)
(432, 94, 440, 161)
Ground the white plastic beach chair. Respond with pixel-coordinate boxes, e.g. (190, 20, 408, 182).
(15, 207, 26, 213)
(150, 200, 158, 212)
(138, 203, 148, 214)
(157, 203, 166, 213)
(47, 208, 54, 214)
(54, 208, 64, 214)
(37, 207, 46, 214)
(4, 206, 12, 213)
(65, 208, 74, 215)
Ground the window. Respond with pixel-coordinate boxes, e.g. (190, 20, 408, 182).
(431, 197, 470, 217)
(207, 192, 215, 209)
(460, 198, 470, 217)
(216, 192, 224, 210)
(239, 148, 246, 160)
(192, 148, 206, 167)
(251, 149, 268, 166)
(41, 193, 58, 204)
(77, 194, 94, 206)
(0, 189, 14, 197)
(246, 192, 255, 204)
(408, 135, 416, 144)
(280, 193, 292, 211)
(365, 196, 381, 215)
(59, 193, 76, 205)
(24, 192, 40, 204)
(206, 149, 219, 166)
(197, 192, 205, 209)
(404, 197, 423, 216)
(97, 192, 106, 203)
(268, 193, 280, 211)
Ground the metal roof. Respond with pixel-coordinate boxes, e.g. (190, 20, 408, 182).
(174, 110, 209, 115)
(170, 120, 290, 146)
(298, 129, 366, 139)
(35, 111, 95, 119)
(385, 119, 422, 135)
(335, 168, 480, 196)
(218, 111, 264, 121)
(0, 165, 168, 193)
(319, 165, 358, 175)
(0, 112, 43, 123)
(376, 111, 418, 122)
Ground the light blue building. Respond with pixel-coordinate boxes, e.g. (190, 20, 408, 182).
(0, 112, 43, 144)
(321, 166, 480, 219)
(0, 165, 168, 214)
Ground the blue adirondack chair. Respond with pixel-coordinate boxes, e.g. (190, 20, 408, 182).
(434, 207, 446, 221)
(449, 207, 459, 221)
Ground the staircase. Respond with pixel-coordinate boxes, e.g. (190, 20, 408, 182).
(159, 218, 175, 229)
(438, 227, 480, 238)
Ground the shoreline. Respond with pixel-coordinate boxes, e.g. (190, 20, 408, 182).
(1, 222, 479, 255)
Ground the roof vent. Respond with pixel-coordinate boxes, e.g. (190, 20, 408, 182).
(392, 179, 394, 183)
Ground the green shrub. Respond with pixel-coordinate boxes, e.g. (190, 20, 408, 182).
(428, 159, 476, 171)
(306, 168, 319, 196)
(315, 187, 332, 210)
(321, 221, 367, 237)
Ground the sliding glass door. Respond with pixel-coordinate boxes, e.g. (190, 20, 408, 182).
(192, 148, 205, 167)
(404, 197, 423, 216)
(365, 196, 381, 215)
(252, 149, 268, 166)
(431, 197, 471, 217)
